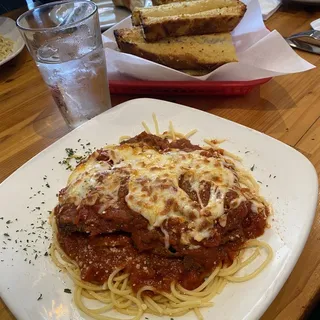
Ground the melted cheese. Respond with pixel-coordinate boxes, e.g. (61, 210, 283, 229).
(60, 142, 265, 245)
(60, 152, 122, 208)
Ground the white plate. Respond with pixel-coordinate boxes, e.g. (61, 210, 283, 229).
(94, 0, 130, 31)
(0, 17, 25, 66)
(311, 18, 320, 31)
(0, 98, 318, 320)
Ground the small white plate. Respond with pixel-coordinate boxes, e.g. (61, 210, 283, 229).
(311, 18, 320, 31)
(0, 16, 25, 66)
(0, 98, 318, 320)
(95, 0, 152, 30)
(95, 0, 131, 31)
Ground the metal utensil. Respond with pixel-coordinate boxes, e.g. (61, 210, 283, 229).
(285, 30, 320, 55)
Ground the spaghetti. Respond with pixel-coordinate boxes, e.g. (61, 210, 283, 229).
(50, 114, 273, 320)
(0, 34, 14, 62)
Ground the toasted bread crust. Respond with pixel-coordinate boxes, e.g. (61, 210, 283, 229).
(182, 69, 211, 76)
(141, 6, 246, 42)
(114, 28, 237, 71)
(132, 10, 141, 26)
(151, 0, 182, 5)
(117, 40, 225, 70)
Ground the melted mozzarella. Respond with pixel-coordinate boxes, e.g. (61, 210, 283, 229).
(60, 152, 122, 207)
(60, 142, 263, 245)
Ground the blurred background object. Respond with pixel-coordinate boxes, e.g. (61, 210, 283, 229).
(0, 0, 26, 14)
(26, 0, 57, 8)
(284, 0, 320, 3)
(94, 0, 132, 30)
(259, 0, 282, 19)
(0, 0, 146, 30)
(112, 0, 145, 11)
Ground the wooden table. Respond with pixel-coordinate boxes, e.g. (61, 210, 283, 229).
(1, 4, 320, 320)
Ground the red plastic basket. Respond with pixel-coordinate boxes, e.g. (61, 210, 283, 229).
(109, 78, 271, 96)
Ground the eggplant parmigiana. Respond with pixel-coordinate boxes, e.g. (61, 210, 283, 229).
(51, 117, 272, 320)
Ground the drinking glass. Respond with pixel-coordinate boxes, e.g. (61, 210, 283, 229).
(17, 0, 112, 129)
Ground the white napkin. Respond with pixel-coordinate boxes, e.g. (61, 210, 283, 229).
(102, 0, 314, 82)
(259, 0, 281, 20)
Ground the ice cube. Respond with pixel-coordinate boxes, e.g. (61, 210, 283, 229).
(37, 44, 59, 62)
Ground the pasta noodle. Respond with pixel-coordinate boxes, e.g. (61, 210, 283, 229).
(0, 34, 14, 61)
(50, 114, 273, 320)
(51, 220, 272, 320)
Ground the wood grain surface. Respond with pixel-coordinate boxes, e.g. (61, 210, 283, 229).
(1, 4, 320, 320)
